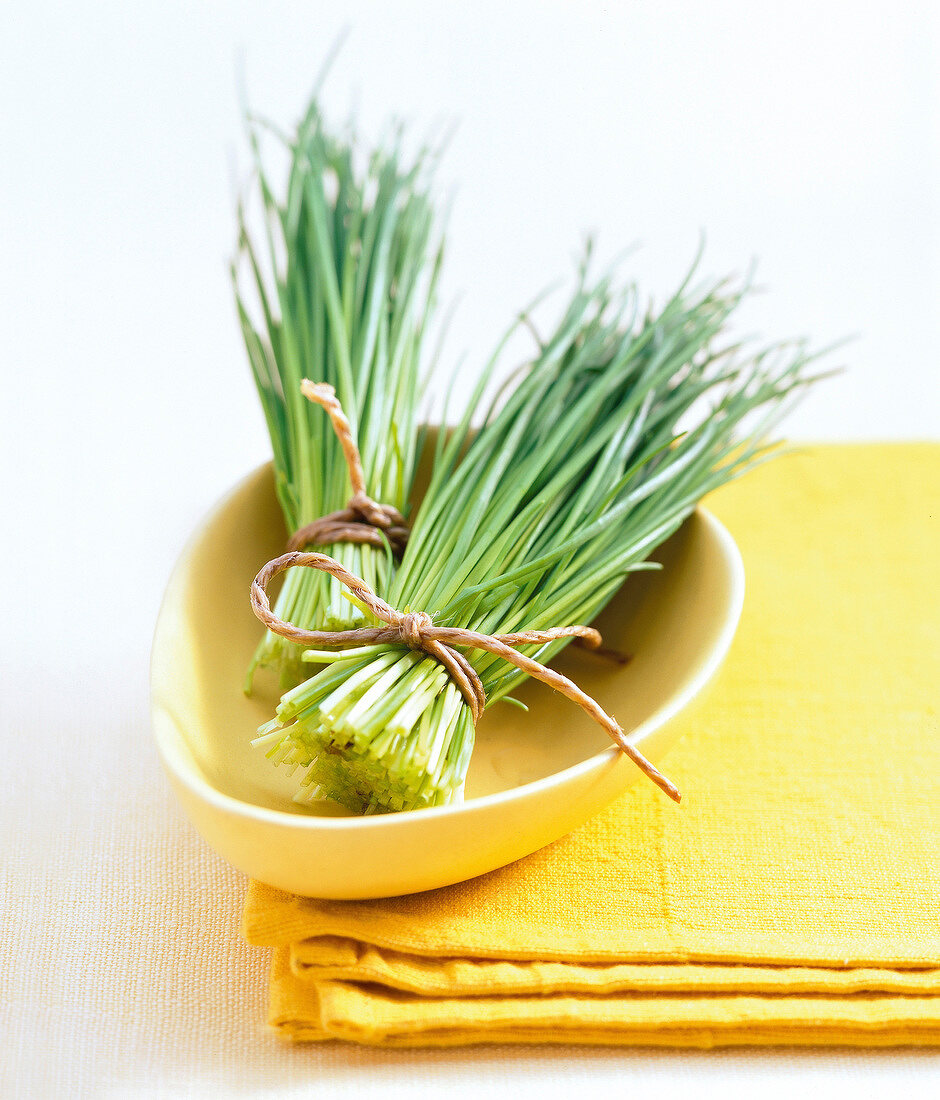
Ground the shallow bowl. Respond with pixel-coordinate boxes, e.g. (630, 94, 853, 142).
(151, 463, 744, 899)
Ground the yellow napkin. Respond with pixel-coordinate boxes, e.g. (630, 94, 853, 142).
(243, 443, 940, 1047)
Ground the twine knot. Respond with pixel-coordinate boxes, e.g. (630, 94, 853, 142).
(399, 610, 434, 649)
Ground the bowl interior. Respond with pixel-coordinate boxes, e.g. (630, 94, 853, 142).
(152, 462, 739, 817)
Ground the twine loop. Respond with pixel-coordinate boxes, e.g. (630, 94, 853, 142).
(250, 551, 681, 802)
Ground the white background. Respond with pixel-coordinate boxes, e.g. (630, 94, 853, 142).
(1, 1, 937, 1096)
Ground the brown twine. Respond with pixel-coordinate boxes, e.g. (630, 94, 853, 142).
(250, 551, 681, 803)
(286, 381, 409, 556)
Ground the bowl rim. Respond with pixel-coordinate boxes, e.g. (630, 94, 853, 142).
(151, 464, 745, 832)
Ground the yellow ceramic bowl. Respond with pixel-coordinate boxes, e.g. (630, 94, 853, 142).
(151, 463, 744, 899)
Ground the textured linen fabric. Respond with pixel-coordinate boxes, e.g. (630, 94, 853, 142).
(242, 444, 940, 1047)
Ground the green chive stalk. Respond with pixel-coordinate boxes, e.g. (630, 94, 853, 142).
(256, 254, 825, 812)
(235, 96, 444, 689)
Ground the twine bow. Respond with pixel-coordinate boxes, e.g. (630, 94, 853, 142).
(287, 381, 409, 555)
(251, 552, 681, 802)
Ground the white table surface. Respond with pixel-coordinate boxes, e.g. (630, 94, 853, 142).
(2, 2, 938, 1095)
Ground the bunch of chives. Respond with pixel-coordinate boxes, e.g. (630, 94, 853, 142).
(234, 96, 444, 689)
(255, 255, 824, 813)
